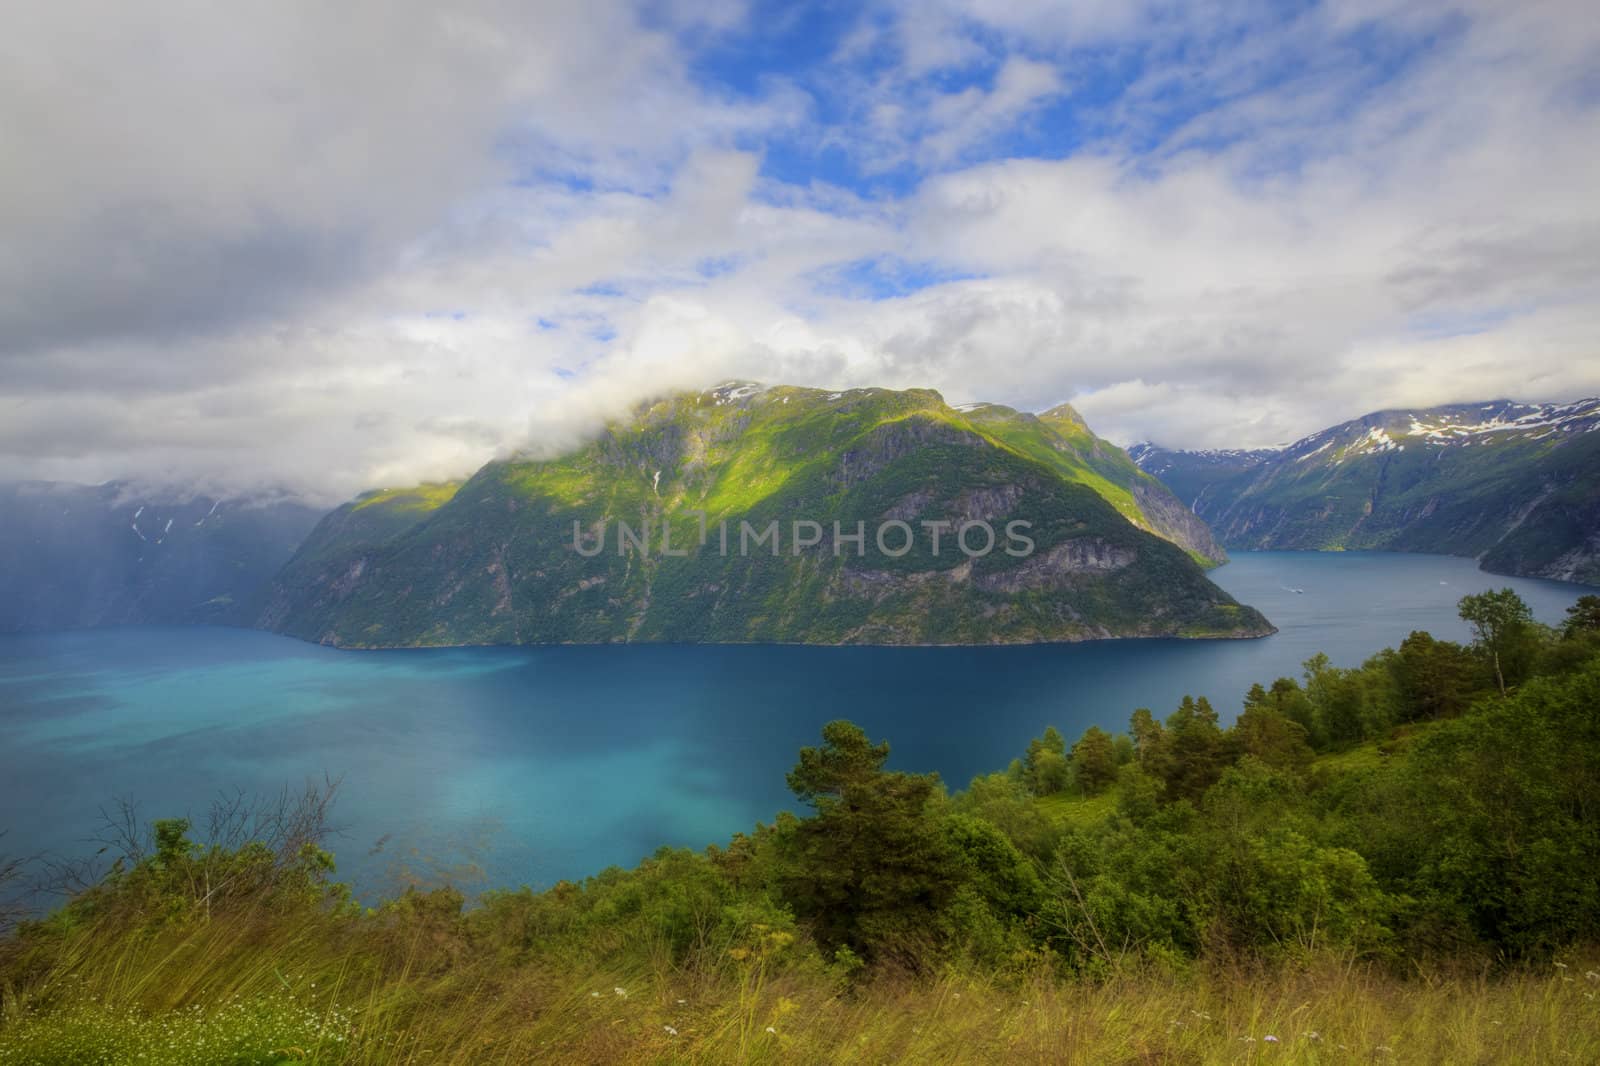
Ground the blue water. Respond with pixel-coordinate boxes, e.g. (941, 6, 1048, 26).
(0, 552, 1586, 899)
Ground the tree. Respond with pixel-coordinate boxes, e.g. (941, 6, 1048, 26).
(1459, 589, 1534, 696)
(1389, 659, 1600, 954)
(1302, 653, 1368, 747)
(153, 818, 195, 868)
(1266, 677, 1319, 743)
(1111, 733, 1135, 767)
(1392, 630, 1474, 720)
(1164, 695, 1225, 800)
(1128, 707, 1174, 787)
(1023, 727, 1067, 794)
(1031, 750, 1071, 795)
(1114, 764, 1163, 823)
(1071, 726, 1119, 795)
(950, 773, 1055, 861)
(780, 721, 956, 963)
(1564, 595, 1600, 639)
(1230, 702, 1314, 773)
(787, 719, 891, 807)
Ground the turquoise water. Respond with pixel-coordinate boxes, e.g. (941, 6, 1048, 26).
(0, 552, 1586, 898)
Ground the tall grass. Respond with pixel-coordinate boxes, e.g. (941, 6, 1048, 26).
(3, 904, 1595, 1064)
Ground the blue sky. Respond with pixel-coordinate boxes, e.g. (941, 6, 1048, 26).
(2, 0, 1597, 499)
(669, 0, 1465, 199)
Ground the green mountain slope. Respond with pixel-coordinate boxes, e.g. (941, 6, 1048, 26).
(1130, 399, 1600, 586)
(964, 401, 1227, 566)
(260, 384, 1269, 647)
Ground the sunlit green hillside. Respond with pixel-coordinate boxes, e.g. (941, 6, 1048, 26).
(259, 384, 1263, 647)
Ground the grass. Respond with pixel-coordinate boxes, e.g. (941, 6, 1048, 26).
(349, 483, 461, 514)
(1034, 791, 1118, 832)
(3, 909, 1597, 1065)
(1309, 720, 1448, 776)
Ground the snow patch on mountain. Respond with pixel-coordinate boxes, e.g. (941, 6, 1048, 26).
(706, 381, 766, 406)
(1392, 399, 1600, 446)
(1295, 439, 1334, 463)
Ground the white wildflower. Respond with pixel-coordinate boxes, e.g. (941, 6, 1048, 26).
(613, 987, 627, 998)
(766, 1026, 777, 1034)
(1264, 1034, 1280, 1043)
(663, 1025, 678, 1036)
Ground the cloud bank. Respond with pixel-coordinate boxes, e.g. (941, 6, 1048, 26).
(2, 0, 1597, 502)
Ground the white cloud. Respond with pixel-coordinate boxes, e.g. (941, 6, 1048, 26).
(918, 58, 1064, 165)
(1, 0, 1598, 498)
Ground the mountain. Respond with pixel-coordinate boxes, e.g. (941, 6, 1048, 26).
(260, 384, 1270, 647)
(1124, 444, 1281, 514)
(1131, 399, 1600, 586)
(0, 482, 325, 632)
(969, 401, 1227, 566)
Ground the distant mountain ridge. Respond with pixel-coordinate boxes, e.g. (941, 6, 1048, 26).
(1125, 444, 1282, 515)
(1131, 399, 1600, 586)
(258, 383, 1268, 647)
(0, 482, 323, 631)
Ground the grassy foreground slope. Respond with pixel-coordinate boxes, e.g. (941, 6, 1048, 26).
(0, 931, 1591, 1064)
(260, 384, 1263, 647)
(4, 595, 1598, 1064)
